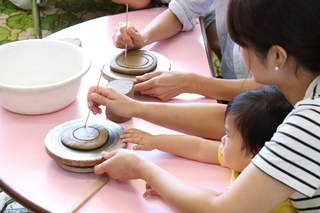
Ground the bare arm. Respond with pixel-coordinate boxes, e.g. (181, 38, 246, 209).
(141, 8, 182, 46)
(114, 9, 182, 50)
(95, 150, 295, 213)
(185, 73, 263, 101)
(121, 128, 221, 163)
(153, 134, 220, 163)
(144, 162, 295, 213)
(134, 102, 227, 139)
(136, 71, 263, 102)
(88, 86, 227, 139)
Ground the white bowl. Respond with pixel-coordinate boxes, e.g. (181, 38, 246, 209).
(0, 39, 91, 115)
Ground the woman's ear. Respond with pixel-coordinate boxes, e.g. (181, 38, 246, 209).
(267, 45, 288, 70)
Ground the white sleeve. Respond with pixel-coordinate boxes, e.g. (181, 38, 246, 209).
(168, 0, 214, 31)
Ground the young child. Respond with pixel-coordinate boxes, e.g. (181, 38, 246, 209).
(120, 86, 296, 212)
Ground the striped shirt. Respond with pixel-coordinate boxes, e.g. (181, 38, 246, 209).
(252, 75, 320, 212)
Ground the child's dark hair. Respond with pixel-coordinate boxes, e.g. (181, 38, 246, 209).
(227, 0, 320, 74)
(225, 86, 292, 155)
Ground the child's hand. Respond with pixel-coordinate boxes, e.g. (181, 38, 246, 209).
(121, 128, 158, 151)
(143, 183, 160, 197)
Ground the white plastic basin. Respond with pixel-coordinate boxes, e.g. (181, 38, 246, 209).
(0, 39, 91, 114)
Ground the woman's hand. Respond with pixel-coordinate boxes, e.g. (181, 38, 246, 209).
(113, 22, 145, 50)
(87, 86, 138, 117)
(135, 71, 190, 101)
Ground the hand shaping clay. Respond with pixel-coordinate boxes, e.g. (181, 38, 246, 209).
(105, 79, 134, 123)
(61, 123, 109, 150)
(109, 50, 157, 75)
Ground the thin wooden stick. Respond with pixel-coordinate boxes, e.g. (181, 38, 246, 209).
(125, 4, 128, 58)
(65, 176, 110, 213)
(84, 65, 105, 127)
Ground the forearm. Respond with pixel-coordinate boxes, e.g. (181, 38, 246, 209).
(139, 161, 294, 213)
(139, 159, 224, 213)
(155, 135, 220, 163)
(184, 73, 263, 101)
(141, 9, 182, 46)
(132, 102, 226, 140)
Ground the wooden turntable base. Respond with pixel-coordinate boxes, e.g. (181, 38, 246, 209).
(45, 119, 126, 173)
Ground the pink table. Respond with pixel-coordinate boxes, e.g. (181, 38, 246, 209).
(0, 8, 230, 212)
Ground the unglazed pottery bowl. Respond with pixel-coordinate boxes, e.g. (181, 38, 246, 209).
(0, 39, 90, 115)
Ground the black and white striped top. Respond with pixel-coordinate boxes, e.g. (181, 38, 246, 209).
(252, 75, 320, 212)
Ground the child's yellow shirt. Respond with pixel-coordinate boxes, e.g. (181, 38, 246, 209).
(218, 145, 297, 213)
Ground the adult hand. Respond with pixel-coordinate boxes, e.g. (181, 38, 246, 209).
(87, 86, 137, 117)
(135, 71, 190, 101)
(113, 22, 145, 50)
(94, 149, 146, 181)
(121, 128, 158, 151)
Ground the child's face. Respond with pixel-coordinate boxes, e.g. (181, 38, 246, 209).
(221, 115, 254, 173)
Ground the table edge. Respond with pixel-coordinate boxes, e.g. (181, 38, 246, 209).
(0, 177, 50, 212)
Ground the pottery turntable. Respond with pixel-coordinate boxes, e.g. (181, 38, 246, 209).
(103, 50, 171, 83)
(45, 119, 127, 173)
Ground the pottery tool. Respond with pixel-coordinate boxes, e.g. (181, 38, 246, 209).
(125, 4, 128, 58)
(65, 176, 110, 213)
(84, 65, 105, 128)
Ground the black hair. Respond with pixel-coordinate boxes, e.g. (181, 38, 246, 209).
(227, 0, 320, 74)
(225, 86, 292, 155)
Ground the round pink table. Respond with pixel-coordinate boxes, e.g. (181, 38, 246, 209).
(0, 8, 230, 213)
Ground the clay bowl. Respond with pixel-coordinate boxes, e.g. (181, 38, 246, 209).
(0, 39, 90, 115)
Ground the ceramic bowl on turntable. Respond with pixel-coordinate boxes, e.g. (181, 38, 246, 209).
(0, 39, 90, 115)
